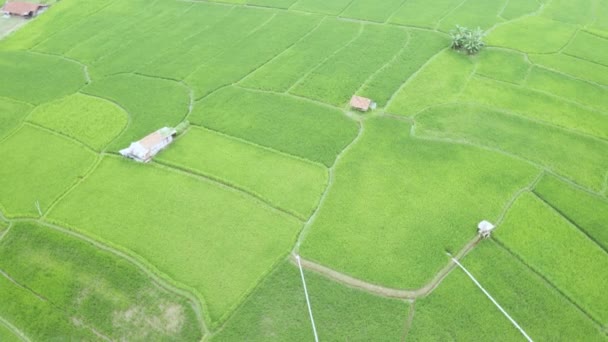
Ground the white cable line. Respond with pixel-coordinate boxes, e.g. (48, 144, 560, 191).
(451, 257, 533, 342)
(296, 255, 319, 342)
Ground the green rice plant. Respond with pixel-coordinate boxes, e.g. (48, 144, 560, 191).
(438, 0, 506, 32)
(247, 0, 298, 8)
(339, 0, 404, 23)
(541, 0, 595, 25)
(0, 272, 96, 340)
(240, 19, 361, 92)
(31, 0, 153, 56)
(462, 240, 605, 341)
(525, 66, 608, 113)
(156, 127, 328, 219)
(300, 118, 538, 289)
(0, 222, 203, 340)
(213, 261, 409, 341)
(48, 156, 302, 325)
(500, 0, 541, 20)
(534, 175, 608, 251)
(591, 0, 608, 32)
(449, 25, 486, 55)
(90, 2, 229, 77)
(388, 0, 462, 28)
(82, 73, 190, 151)
(290, 0, 352, 15)
(0, 323, 19, 342)
(0, 51, 85, 105)
(28, 93, 128, 150)
(359, 30, 448, 106)
(387, 49, 474, 116)
(0, 0, 114, 50)
(0, 125, 96, 218)
(189, 86, 359, 167)
(487, 16, 576, 53)
(416, 104, 608, 192)
(460, 76, 608, 140)
(565, 30, 608, 67)
(65, 0, 181, 65)
(529, 53, 608, 87)
(187, 12, 321, 98)
(0, 97, 32, 139)
(475, 48, 530, 84)
(291, 25, 409, 106)
(495, 193, 608, 326)
(139, 7, 273, 80)
(407, 267, 522, 341)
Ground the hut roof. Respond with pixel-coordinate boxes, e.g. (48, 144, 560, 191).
(2, 2, 45, 15)
(350, 95, 373, 111)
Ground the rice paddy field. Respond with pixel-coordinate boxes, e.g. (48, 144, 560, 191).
(0, 0, 607, 340)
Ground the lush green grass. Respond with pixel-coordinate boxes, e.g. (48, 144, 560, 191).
(139, 7, 273, 80)
(407, 267, 522, 341)
(213, 261, 409, 341)
(460, 76, 608, 140)
(300, 117, 538, 289)
(0, 322, 19, 342)
(0, 222, 202, 340)
(500, 0, 541, 20)
(388, 0, 461, 28)
(534, 175, 608, 252)
(525, 66, 608, 113)
(0, 125, 96, 218)
(488, 16, 577, 53)
(462, 239, 605, 341)
(0, 270, 97, 340)
(416, 104, 608, 192)
(290, 0, 351, 15)
(0, 51, 85, 104)
(82, 73, 190, 150)
(436, 0, 506, 32)
(541, 0, 595, 25)
(189, 86, 359, 167)
(241, 19, 361, 92)
(0, 0, 114, 50)
(247, 0, 298, 8)
(529, 53, 608, 87)
(339, 0, 405, 23)
(0, 97, 32, 139)
(476, 48, 530, 84)
(157, 127, 328, 219)
(359, 30, 447, 106)
(48, 156, 302, 325)
(28, 93, 128, 150)
(387, 49, 474, 116)
(496, 193, 608, 326)
(291, 24, 408, 106)
(187, 12, 321, 98)
(564, 30, 608, 67)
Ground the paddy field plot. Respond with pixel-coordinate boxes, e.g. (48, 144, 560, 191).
(1, 0, 608, 339)
(0, 222, 203, 341)
(157, 127, 328, 220)
(47, 156, 302, 325)
(300, 117, 538, 289)
(214, 261, 409, 341)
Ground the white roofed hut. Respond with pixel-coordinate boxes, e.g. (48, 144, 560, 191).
(120, 127, 176, 163)
(478, 220, 496, 238)
(349, 95, 377, 112)
(2, 2, 48, 18)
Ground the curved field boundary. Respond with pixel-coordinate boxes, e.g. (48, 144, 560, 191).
(290, 234, 481, 299)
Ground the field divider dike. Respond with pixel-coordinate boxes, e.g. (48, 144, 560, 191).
(0, 315, 31, 342)
(450, 256, 534, 342)
(290, 234, 481, 300)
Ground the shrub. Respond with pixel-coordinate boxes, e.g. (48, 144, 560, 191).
(450, 25, 485, 55)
